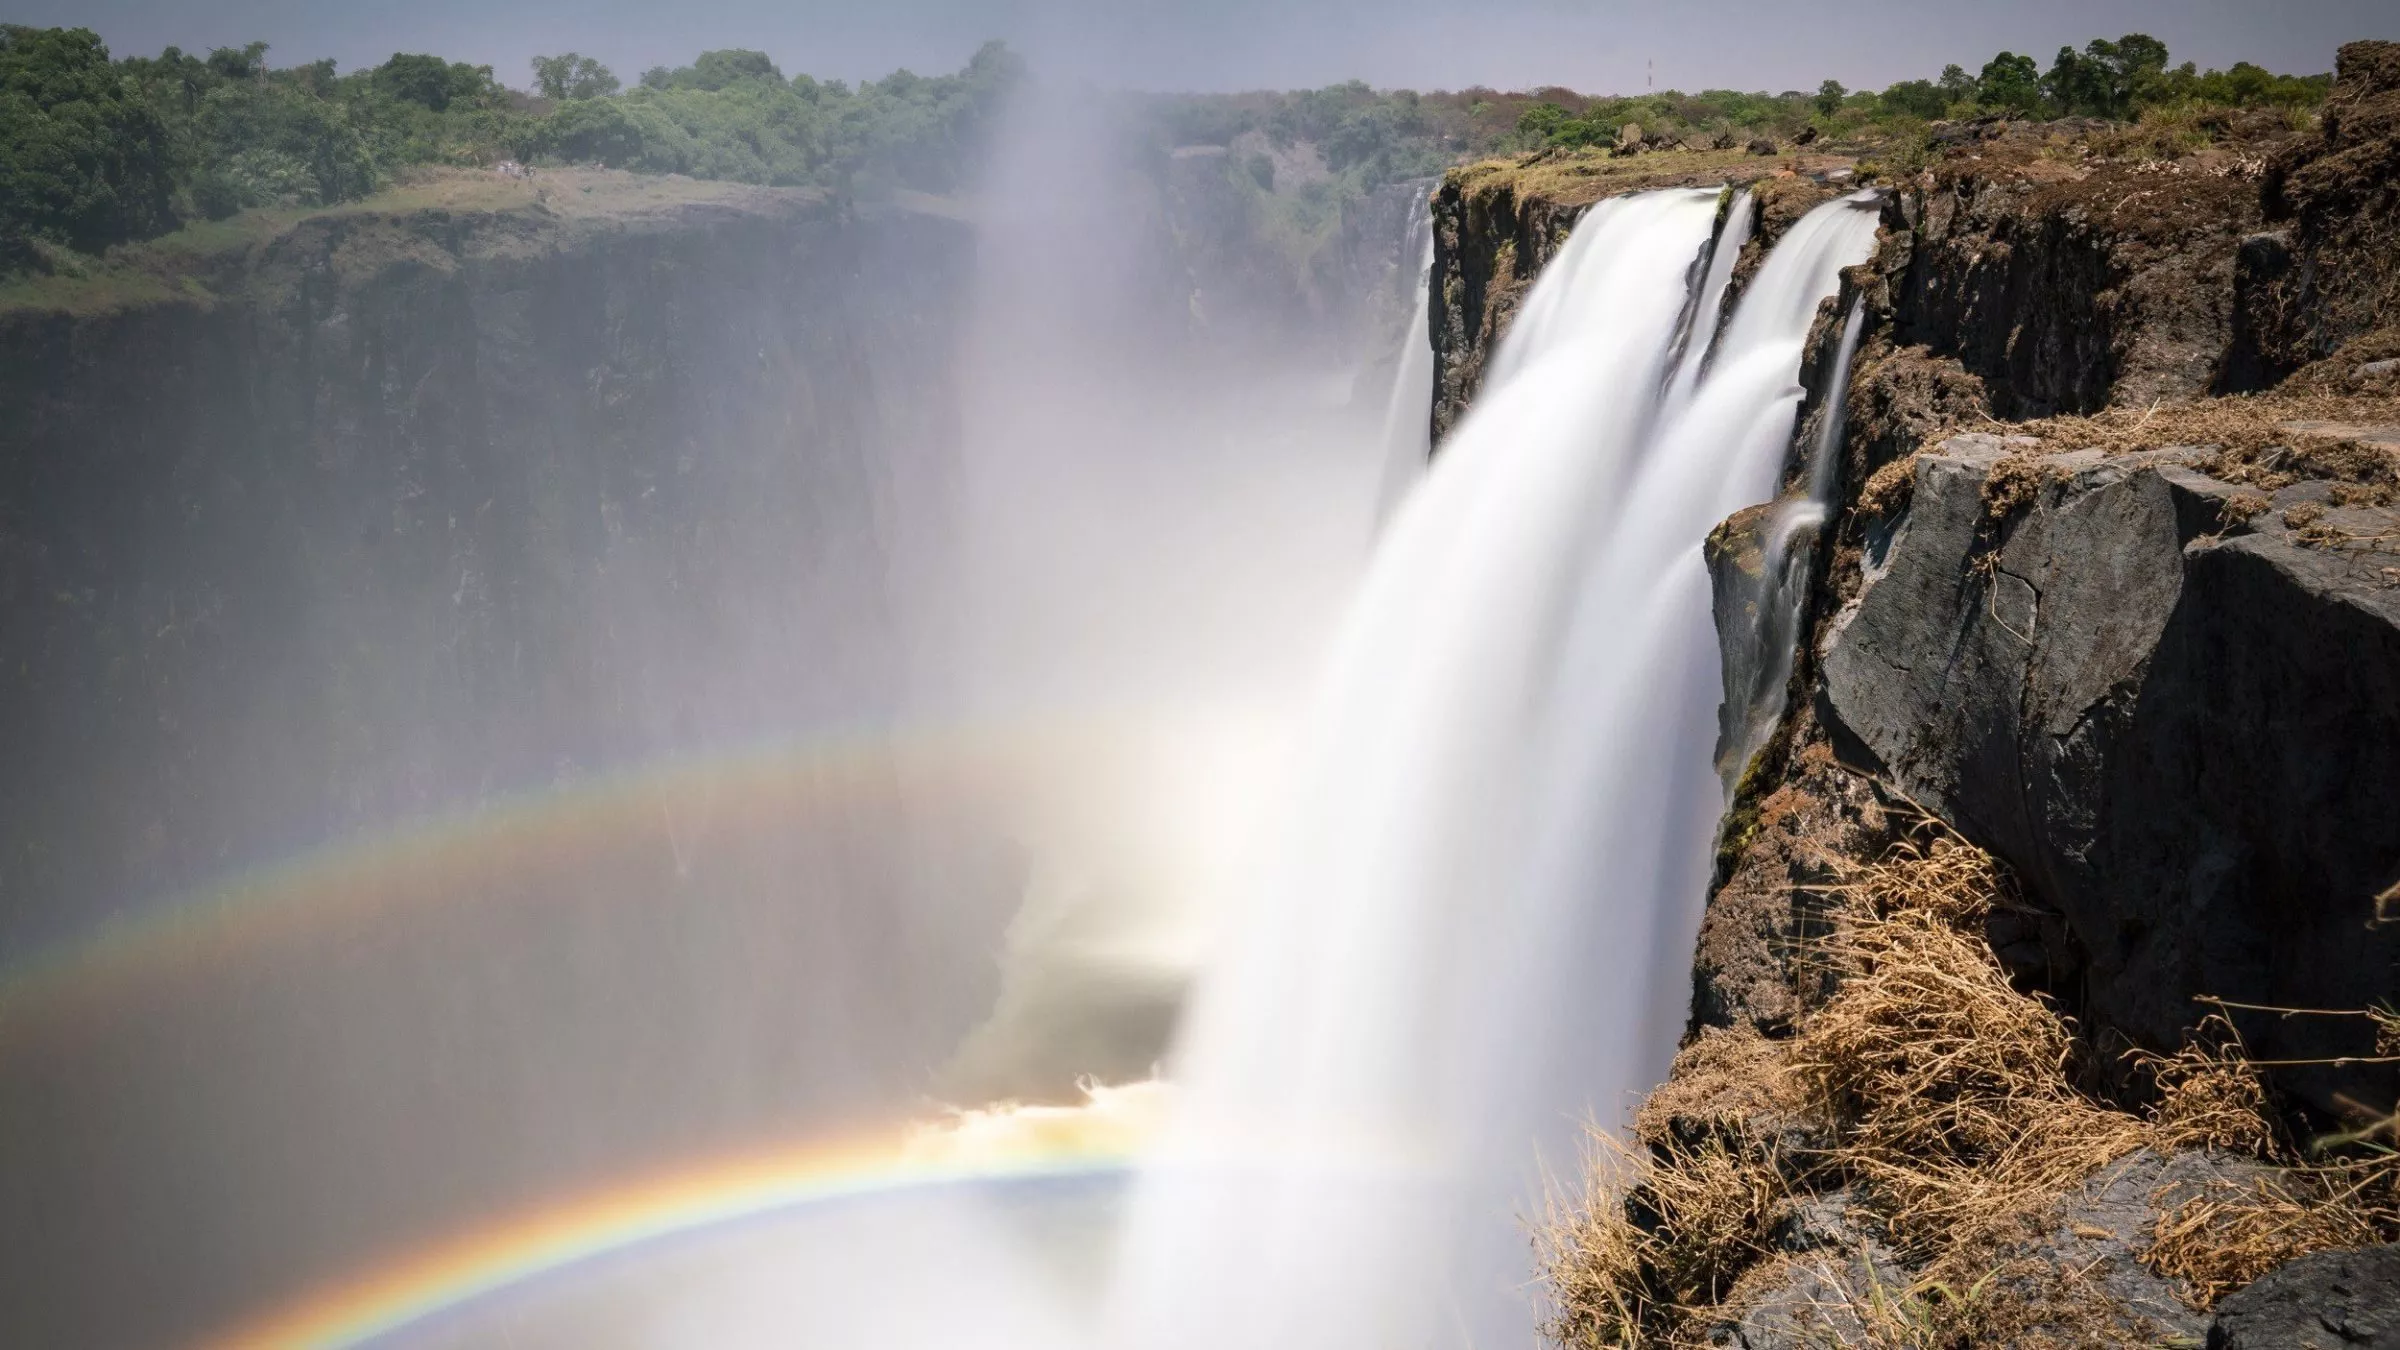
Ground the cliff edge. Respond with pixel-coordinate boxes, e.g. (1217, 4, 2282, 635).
(1428, 40, 2400, 1348)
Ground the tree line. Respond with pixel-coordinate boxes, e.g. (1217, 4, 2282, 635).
(1509, 34, 2329, 151)
(0, 24, 2336, 266)
(0, 26, 1023, 260)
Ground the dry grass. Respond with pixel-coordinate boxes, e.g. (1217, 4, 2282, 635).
(2002, 393, 2400, 506)
(1792, 834, 2148, 1264)
(1444, 146, 1860, 210)
(1542, 817, 2400, 1347)
(1543, 1128, 1796, 1348)
(1542, 1028, 1808, 1347)
(1858, 454, 1921, 519)
(2139, 1021, 2281, 1156)
(2135, 1011, 2400, 1304)
(2088, 104, 2223, 164)
(1842, 391, 2400, 540)
(2144, 1167, 2390, 1306)
(1978, 455, 2056, 522)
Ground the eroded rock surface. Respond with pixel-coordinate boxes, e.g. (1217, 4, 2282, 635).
(1819, 434, 2400, 1114)
(2210, 1243, 2400, 1349)
(2235, 41, 2400, 386)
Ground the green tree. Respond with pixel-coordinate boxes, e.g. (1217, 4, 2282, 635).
(2044, 35, 2173, 117)
(0, 25, 179, 250)
(1938, 63, 1975, 105)
(642, 48, 783, 92)
(1515, 100, 1570, 139)
(206, 41, 267, 82)
(1880, 79, 1948, 120)
(189, 76, 378, 214)
(374, 53, 454, 109)
(536, 96, 656, 167)
(530, 53, 618, 101)
(1814, 79, 1847, 116)
(1976, 51, 2043, 113)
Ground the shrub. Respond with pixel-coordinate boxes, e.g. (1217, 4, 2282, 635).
(0, 25, 179, 250)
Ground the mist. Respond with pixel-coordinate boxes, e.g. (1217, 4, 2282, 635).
(0, 55, 1414, 1347)
(913, 79, 1398, 1104)
(6, 3, 2383, 1344)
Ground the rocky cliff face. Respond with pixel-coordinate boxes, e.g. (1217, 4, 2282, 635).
(2239, 40, 2400, 387)
(0, 173, 996, 1349)
(0, 177, 972, 954)
(1819, 432, 2400, 1115)
(1793, 43, 2400, 1121)
(1428, 40, 2400, 1342)
(1425, 150, 1859, 441)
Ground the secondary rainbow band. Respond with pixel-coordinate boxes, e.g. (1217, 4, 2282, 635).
(202, 1129, 1137, 1349)
(0, 710, 1151, 1027)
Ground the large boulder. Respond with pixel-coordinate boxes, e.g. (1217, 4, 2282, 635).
(2210, 1244, 2400, 1349)
(1818, 432, 2400, 1116)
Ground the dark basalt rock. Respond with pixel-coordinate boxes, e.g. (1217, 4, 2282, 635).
(1707, 1189, 1908, 1349)
(1717, 1151, 2253, 1349)
(2209, 1244, 2400, 1349)
(2236, 41, 2400, 386)
(1818, 435, 2400, 1116)
(2019, 1148, 2250, 1344)
(1424, 176, 1586, 438)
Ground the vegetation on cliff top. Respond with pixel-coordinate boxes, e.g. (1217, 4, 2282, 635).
(1497, 33, 2328, 157)
(1545, 816, 2399, 1347)
(0, 26, 1022, 267)
(2, 23, 2339, 275)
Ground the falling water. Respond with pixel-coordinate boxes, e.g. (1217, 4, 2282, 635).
(1109, 187, 1882, 1350)
(1372, 198, 1438, 526)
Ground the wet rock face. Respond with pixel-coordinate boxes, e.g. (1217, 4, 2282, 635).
(1425, 177, 1584, 438)
(0, 196, 974, 951)
(1818, 435, 2400, 1115)
(2209, 1243, 2400, 1349)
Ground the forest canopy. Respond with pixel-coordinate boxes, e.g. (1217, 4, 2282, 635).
(1481, 33, 2330, 153)
(0, 24, 2335, 264)
(0, 27, 1025, 260)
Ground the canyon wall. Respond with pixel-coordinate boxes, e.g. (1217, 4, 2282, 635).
(0, 180, 972, 954)
(0, 178, 1003, 1349)
(1430, 41, 2400, 1338)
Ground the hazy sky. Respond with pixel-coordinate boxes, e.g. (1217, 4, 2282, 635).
(15, 0, 2394, 95)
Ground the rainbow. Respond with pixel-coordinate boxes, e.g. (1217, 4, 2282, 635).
(0, 711, 1164, 1031)
(199, 1098, 1156, 1350)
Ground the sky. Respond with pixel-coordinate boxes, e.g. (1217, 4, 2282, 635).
(14, 0, 2394, 95)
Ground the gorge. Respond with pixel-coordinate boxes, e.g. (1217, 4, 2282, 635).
(3, 28, 2399, 1350)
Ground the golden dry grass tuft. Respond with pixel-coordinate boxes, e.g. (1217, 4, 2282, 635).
(1541, 816, 2400, 1347)
(2004, 393, 2400, 506)
(2143, 1167, 2390, 1306)
(2139, 1021, 2281, 1156)
(1542, 1127, 1795, 1348)
(2133, 1014, 2400, 1305)
(1542, 1027, 1807, 1347)
(1857, 453, 1921, 520)
(1792, 834, 2148, 1265)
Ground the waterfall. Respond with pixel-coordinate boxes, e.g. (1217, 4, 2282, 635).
(1371, 199, 1438, 526)
(1107, 187, 1882, 1350)
(1714, 291, 1871, 795)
